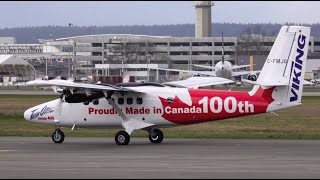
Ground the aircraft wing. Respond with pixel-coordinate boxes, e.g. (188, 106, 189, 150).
(25, 79, 139, 93)
(163, 77, 234, 88)
(150, 67, 216, 77)
(193, 64, 217, 70)
(232, 70, 261, 77)
(229, 64, 253, 70)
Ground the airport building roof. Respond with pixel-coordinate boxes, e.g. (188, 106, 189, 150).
(0, 55, 36, 80)
(0, 55, 31, 65)
(55, 34, 172, 41)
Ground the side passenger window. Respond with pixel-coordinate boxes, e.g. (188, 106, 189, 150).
(127, 98, 133, 105)
(118, 98, 124, 105)
(137, 97, 143, 105)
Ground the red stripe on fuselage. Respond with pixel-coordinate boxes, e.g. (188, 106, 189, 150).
(159, 86, 275, 125)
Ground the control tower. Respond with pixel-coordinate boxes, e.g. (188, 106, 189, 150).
(195, 1, 213, 37)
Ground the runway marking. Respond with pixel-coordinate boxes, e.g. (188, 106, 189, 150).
(0, 150, 16, 152)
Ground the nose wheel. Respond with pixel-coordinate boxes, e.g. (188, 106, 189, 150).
(148, 128, 164, 144)
(51, 129, 65, 143)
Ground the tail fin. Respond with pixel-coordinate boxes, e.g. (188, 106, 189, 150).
(249, 26, 310, 107)
(286, 27, 310, 103)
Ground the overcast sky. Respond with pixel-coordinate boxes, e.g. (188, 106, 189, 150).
(0, 1, 319, 28)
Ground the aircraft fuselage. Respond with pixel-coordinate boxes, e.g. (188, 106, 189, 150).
(24, 86, 274, 128)
(214, 61, 233, 80)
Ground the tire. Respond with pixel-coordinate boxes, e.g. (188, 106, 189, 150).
(51, 129, 65, 143)
(115, 131, 130, 145)
(148, 128, 164, 144)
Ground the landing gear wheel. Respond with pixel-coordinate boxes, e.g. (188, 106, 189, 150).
(51, 129, 65, 143)
(149, 128, 164, 144)
(115, 131, 130, 145)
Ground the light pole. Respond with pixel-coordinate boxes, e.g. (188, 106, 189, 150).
(68, 23, 73, 79)
(49, 35, 53, 77)
(121, 58, 124, 76)
(45, 42, 48, 78)
(29, 64, 37, 80)
(146, 54, 151, 81)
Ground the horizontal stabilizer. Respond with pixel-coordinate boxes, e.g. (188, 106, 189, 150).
(242, 79, 288, 86)
(164, 77, 234, 88)
(232, 70, 261, 77)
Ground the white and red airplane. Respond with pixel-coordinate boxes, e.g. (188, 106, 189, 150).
(24, 26, 310, 145)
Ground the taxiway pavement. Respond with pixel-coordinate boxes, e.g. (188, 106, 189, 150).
(0, 137, 319, 179)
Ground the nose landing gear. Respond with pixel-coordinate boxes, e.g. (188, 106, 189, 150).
(51, 129, 65, 143)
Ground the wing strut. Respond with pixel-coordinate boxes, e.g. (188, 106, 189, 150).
(103, 91, 154, 135)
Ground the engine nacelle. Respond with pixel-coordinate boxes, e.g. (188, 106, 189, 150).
(247, 74, 257, 81)
(64, 92, 104, 104)
(65, 93, 92, 103)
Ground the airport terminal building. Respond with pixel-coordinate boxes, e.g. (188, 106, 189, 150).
(55, 34, 240, 81)
(55, 34, 320, 81)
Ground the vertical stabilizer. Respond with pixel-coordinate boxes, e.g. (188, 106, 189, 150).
(250, 26, 310, 108)
(286, 26, 310, 103)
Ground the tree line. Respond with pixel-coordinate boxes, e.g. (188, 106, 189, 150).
(1, 23, 320, 43)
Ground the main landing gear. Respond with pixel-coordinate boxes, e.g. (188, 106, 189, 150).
(51, 128, 65, 143)
(114, 128, 164, 145)
(148, 128, 164, 144)
(115, 131, 130, 145)
(50, 128, 164, 145)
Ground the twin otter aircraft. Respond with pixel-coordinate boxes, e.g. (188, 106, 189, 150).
(24, 26, 310, 145)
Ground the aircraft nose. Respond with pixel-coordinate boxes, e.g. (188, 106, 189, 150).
(24, 108, 32, 121)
